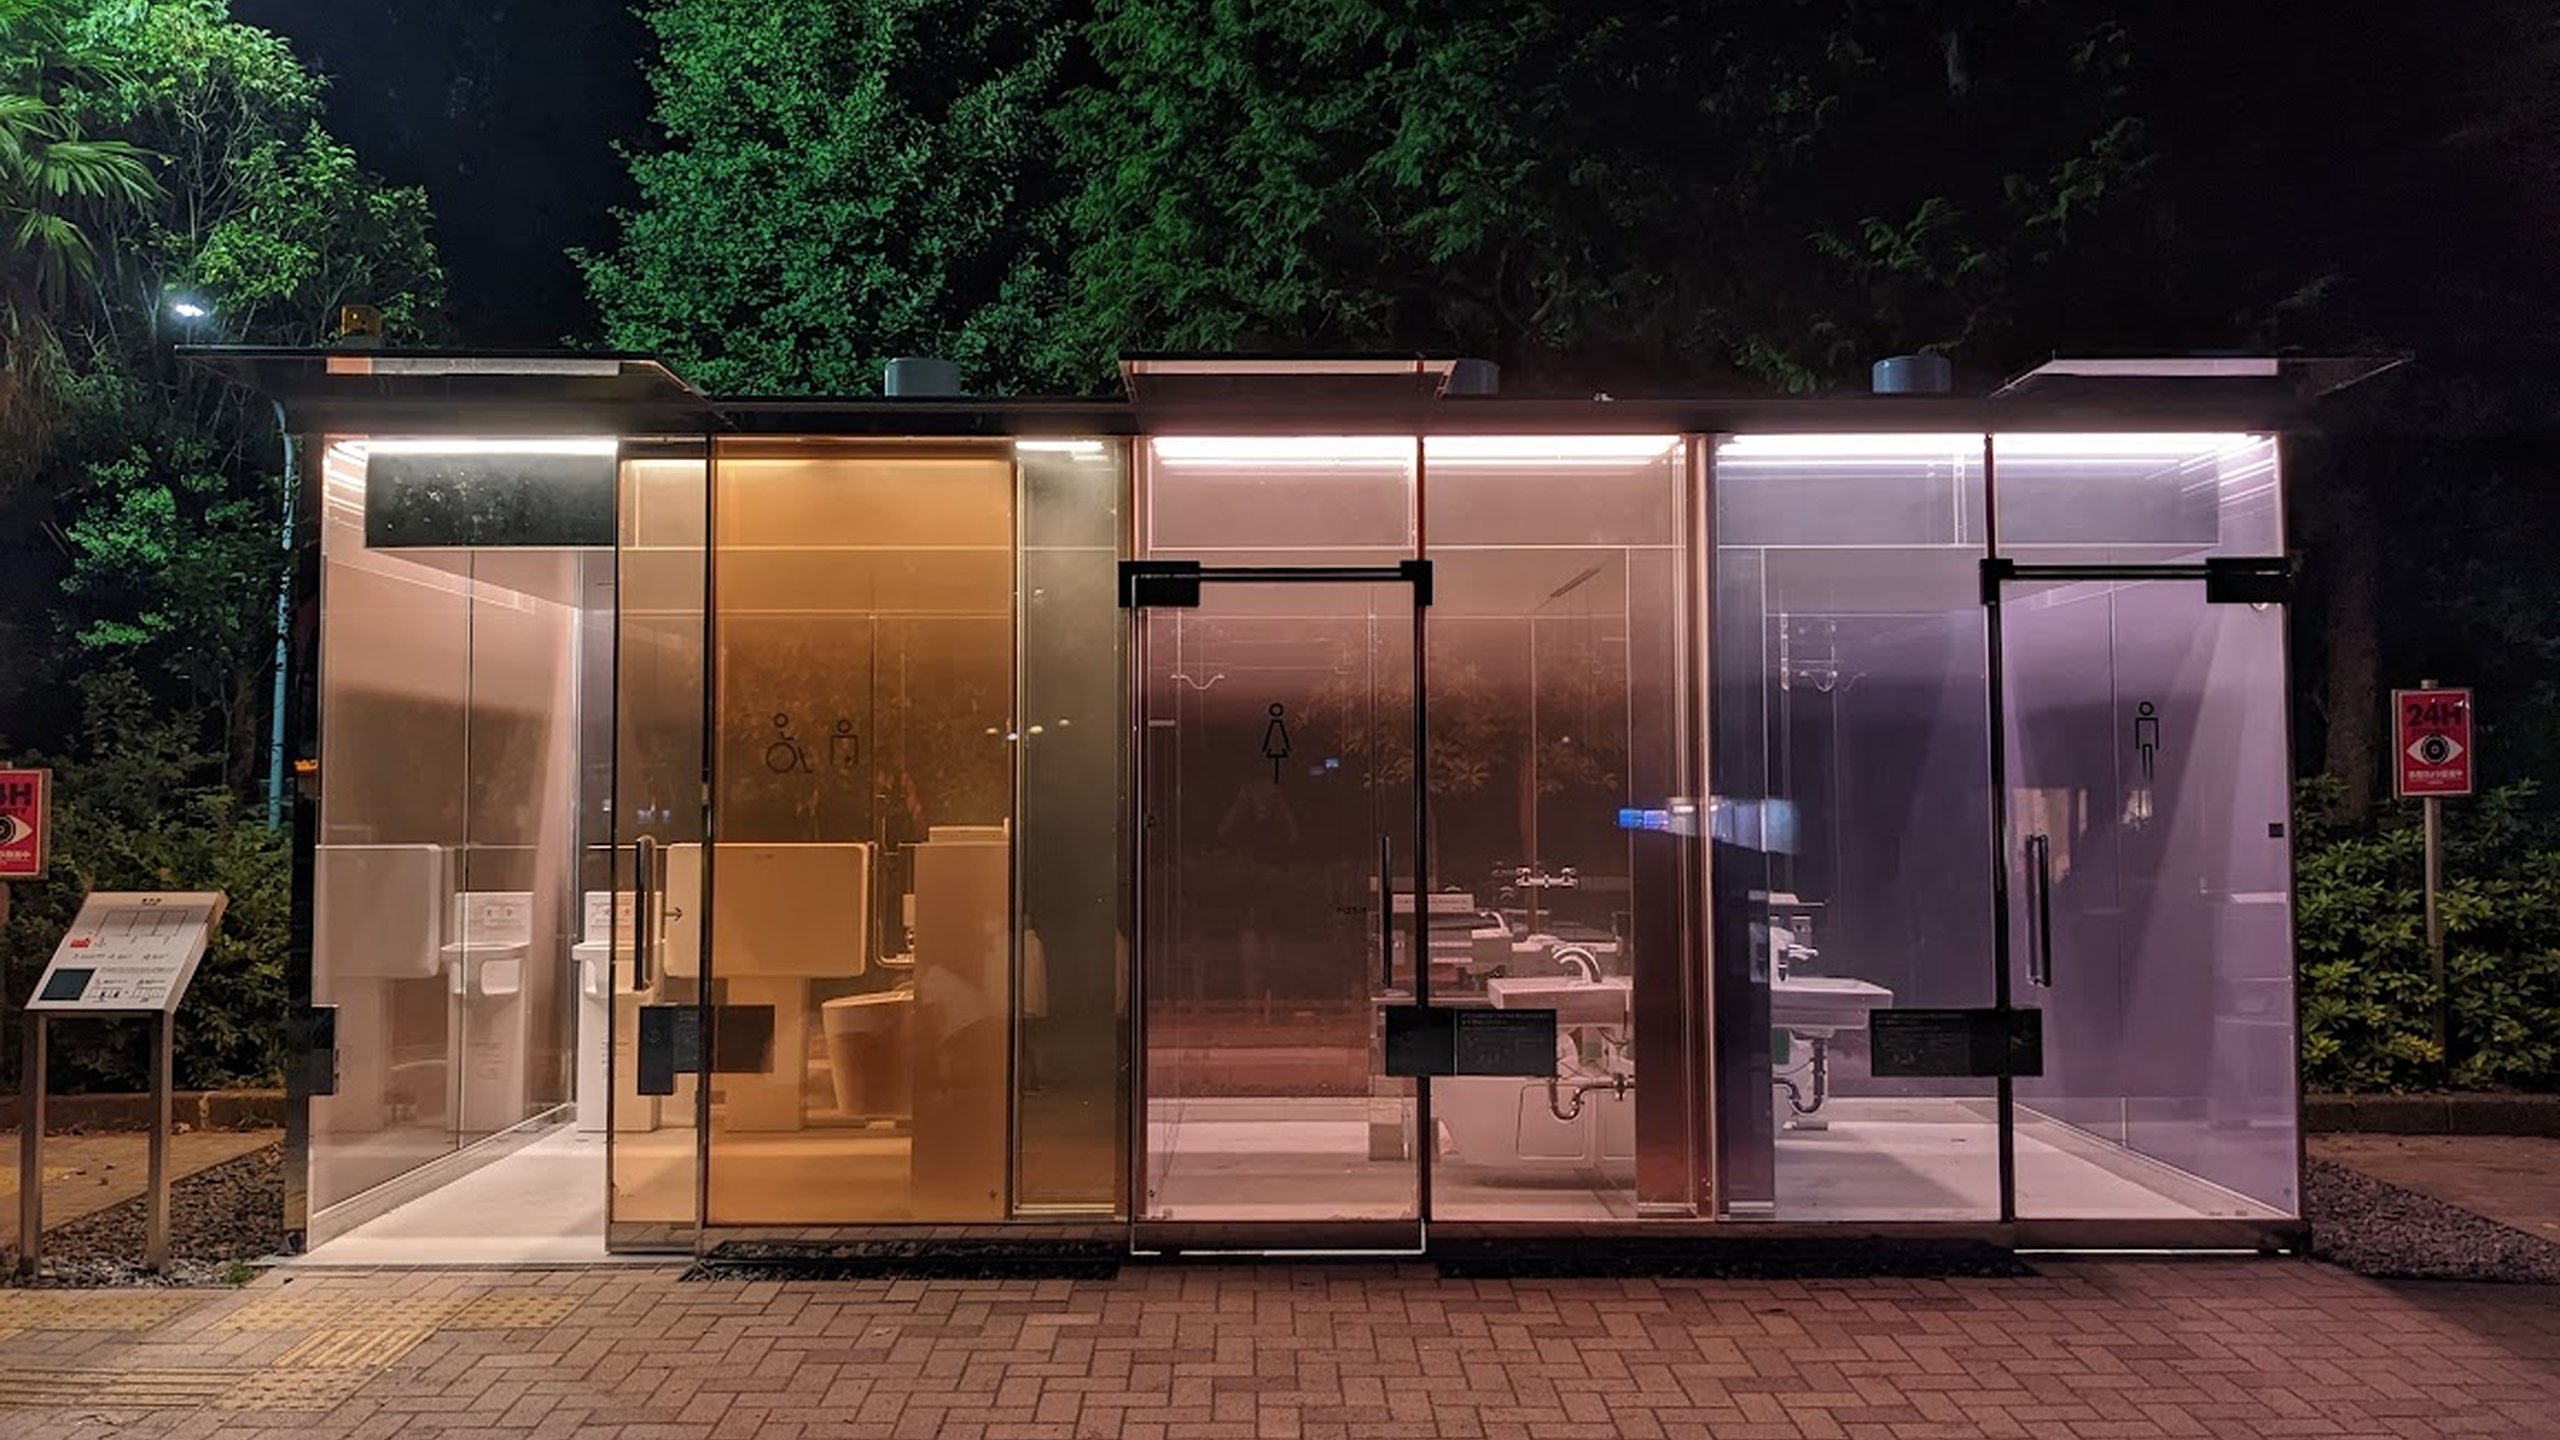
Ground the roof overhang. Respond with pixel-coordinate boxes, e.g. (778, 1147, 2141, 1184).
(1118, 352, 1471, 404)
(186, 347, 2373, 438)
(1989, 353, 2408, 407)
(180, 346, 716, 435)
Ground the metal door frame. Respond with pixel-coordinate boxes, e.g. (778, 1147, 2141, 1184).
(1121, 558, 1434, 1254)
(1981, 546, 2291, 1224)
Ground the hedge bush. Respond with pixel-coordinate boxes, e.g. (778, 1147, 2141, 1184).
(0, 673, 289, 1094)
(2296, 778, 2560, 1092)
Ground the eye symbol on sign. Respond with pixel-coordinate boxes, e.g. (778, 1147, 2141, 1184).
(2410, 734, 2464, 766)
(0, 813, 32, 845)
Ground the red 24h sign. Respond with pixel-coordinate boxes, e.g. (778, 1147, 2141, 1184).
(0, 768, 47, 878)
(2394, 688, 2473, 798)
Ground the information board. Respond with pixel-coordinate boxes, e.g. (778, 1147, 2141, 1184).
(1869, 1007, 2043, 1079)
(25, 892, 227, 1014)
(1382, 1005, 1561, 1077)
(2394, 687, 2474, 798)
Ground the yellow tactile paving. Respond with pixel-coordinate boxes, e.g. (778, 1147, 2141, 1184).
(272, 1326, 430, 1370)
(214, 1292, 467, 1331)
(0, 1292, 203, 1331)
(448, 1294, 577, 1329)
(215, 1368, 373, 1412)
(0, 1365, 237, 1408)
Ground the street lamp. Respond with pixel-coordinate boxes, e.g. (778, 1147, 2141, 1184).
(166, 293, 295, 833)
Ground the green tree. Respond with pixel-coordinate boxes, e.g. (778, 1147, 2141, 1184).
(585, 0, 1078, 395)
(26, 0, 445, 794)
(1055, 1, 2155, 392)
(0, 0, 162, 451)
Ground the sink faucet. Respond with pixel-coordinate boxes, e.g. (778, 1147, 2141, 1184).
(1552, 945, 1600, 983)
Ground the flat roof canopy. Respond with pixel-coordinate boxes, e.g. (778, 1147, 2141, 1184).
(184, 346, 2402, 438)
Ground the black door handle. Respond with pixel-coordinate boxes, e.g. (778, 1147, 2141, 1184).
(633, 834, 657, 991)
(1379, 834, 1394, 990)
(2026, 833, 2055, 987)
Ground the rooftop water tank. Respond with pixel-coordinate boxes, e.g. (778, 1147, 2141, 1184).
(884, 357, 963, 397)
(1872, 354, 1953, 395)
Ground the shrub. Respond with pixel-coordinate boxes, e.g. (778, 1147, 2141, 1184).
(2296, 778, 2560, 1091)
(0, 671, 288, 1093)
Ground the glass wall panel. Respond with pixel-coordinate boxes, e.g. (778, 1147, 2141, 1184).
(699, 442, 1016, 1225)
(609, 452, 708, 1234)
(1013, 442, 1128, 1213)
(1419, 436, 1691, 1220)
(311, 440, 596, 1217)
(1144, 436, 1416, 559)
(1993, 433, 2280, 558)
(1709, 435, 2000, 1221)
(1135, 580, 1419, 1224)
(1133, 437, 1420, 1230)
(2000, 579, 2297, 1217)
(1994, 432, 2296, 1219)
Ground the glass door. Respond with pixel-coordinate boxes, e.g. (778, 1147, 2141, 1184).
(1994, 571, 2298, 1221)
(1129, 564, 1425, 1251)
(605, 446, 711, 1249)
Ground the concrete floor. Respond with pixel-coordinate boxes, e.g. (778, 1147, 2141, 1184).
(305, 1092, 2275, 1262)
(0, 1128, 280, 1249)
(300, 1127, 616, 1266)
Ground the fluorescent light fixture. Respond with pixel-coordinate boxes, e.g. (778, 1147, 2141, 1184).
(1125, 357, 1454, 378)
(2031, 357, 2280, 379)
(363, 438, 620, 458)
(1150, 436, 1416, 465)
(169, 299, 211, 320)
(1717, 433, 1985, 458)
(1426, 435, 1679, 463)
(371, 357, 625, 377)
(1991, 432, 2268, 458)
(1014, 439, 1107, 456)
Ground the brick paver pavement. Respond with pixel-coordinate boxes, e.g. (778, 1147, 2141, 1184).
(0, 1258, 2554, 1439)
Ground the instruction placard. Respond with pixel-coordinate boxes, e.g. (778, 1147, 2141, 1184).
(26, 891, 227, 1014)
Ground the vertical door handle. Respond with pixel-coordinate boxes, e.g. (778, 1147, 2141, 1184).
(2026, 833, 2054, 987)
(1379, 834, 1394, 990)
(633, 834, 657, 991)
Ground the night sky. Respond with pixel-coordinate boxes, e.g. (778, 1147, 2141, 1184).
(232, 0, 652, 348)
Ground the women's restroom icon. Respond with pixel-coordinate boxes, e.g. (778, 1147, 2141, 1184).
(1262, 703, 1292, 782)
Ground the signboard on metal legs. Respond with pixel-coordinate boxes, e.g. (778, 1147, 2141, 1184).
(2394, 687, 2474, 798)
(0, 768, 48, 879)
(18, 891, 227, 1278)
(2395, 682, 2470, 1084)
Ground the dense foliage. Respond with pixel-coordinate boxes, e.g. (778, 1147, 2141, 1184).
(0, 0, 2552, 1100)
(2296, 781, 2560, 1093)
(0, 0, 441, 1091)
(582, 0, 1075, 395)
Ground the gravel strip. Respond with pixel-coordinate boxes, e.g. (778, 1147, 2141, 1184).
(2, 1141, 284, 1288)
(2306, 1156, 2560, 1285)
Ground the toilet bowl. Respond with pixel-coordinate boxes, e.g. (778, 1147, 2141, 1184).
(821, 990, 914, 1119)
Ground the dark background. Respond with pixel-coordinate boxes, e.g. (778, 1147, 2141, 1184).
(233, 0, 651, 346)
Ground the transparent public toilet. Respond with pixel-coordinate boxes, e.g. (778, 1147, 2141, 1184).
(205, 350, 2319, 1258)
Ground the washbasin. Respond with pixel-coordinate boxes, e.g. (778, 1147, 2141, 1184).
(1485, 974, 1630, 1026)
(1772, 975, 1892, 1035)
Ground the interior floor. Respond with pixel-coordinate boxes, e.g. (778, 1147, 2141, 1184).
(298, 1096, 2281, 1264)
(300, 1126, 617, 1266)
(1772, 1098, 2286, 1221)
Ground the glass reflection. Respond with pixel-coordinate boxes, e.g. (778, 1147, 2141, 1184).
(1420, 437, 1688, 1220)
(698, 443, 1017, 1225)
(310, 441, 594, 1219)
